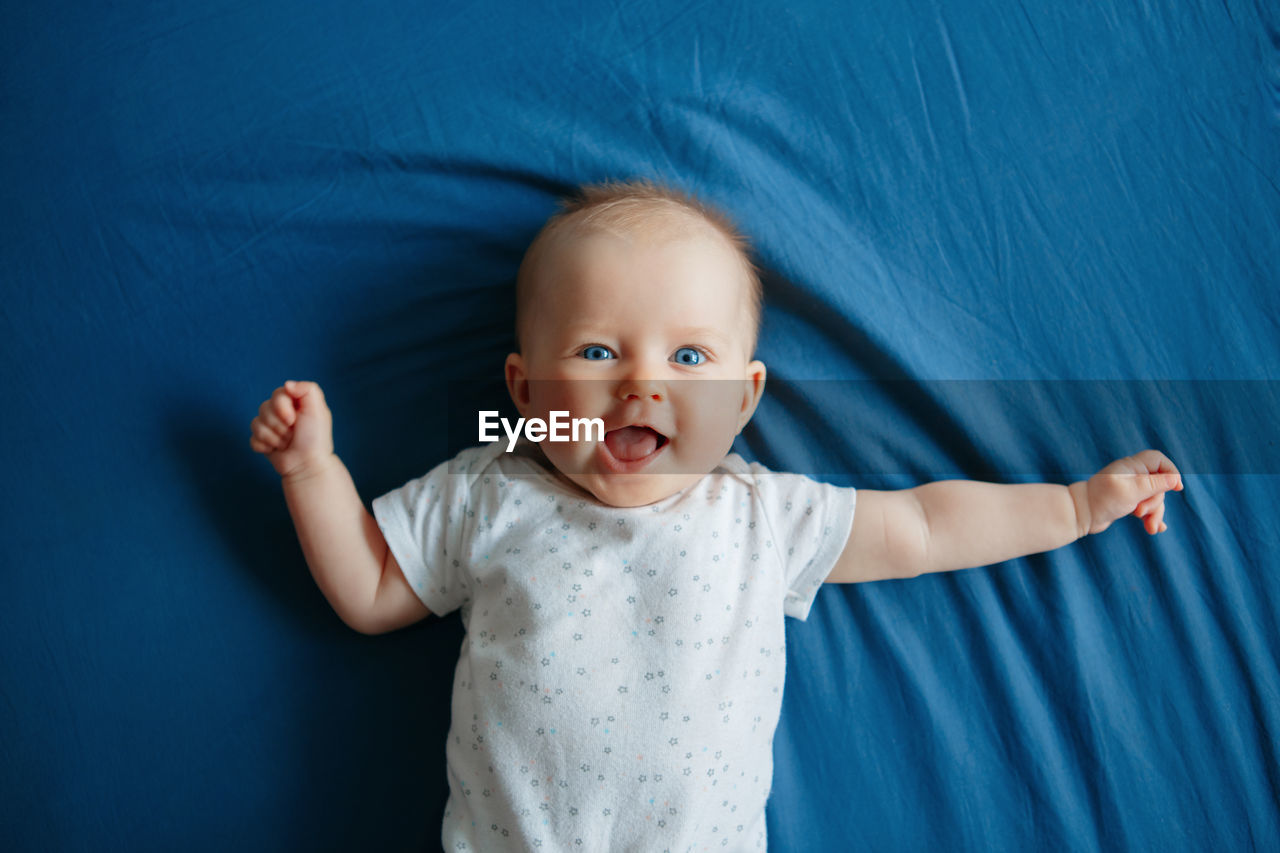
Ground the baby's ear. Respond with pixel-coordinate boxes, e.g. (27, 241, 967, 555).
(505, 352, 531, 416)
(736, 360, 767, 433)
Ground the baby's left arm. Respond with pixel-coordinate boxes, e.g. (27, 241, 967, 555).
(826, 449, 1183, 584)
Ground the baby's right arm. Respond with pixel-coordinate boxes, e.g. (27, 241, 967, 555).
(250, 381, 431, 634)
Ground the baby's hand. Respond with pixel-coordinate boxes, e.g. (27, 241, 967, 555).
(1078, 449, 1183, 537)
(249, 380, 335, 478)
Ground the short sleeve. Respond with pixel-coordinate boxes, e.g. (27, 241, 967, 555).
(748, 464, 857, 621)
(371, 453, 479, 618)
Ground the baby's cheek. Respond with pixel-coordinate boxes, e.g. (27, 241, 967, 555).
(527, 379, 592, 419)
(676, 386, 742, 470)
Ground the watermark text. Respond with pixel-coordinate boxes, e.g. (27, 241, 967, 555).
(479, 410, 605, 452)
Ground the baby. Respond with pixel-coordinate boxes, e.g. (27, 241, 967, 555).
(250, 180, 1183, 852)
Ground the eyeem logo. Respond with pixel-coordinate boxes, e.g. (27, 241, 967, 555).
(479, 411, 605, 452)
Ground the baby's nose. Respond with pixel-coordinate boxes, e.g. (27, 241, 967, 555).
(617, 377, 665, 402)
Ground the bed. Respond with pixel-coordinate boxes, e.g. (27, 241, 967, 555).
(3, 0, 1277, 849)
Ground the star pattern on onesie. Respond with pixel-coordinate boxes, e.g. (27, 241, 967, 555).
(373, 443, 855, 851)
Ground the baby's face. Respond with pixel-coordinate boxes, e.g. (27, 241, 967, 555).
(506, 228, 766, 507)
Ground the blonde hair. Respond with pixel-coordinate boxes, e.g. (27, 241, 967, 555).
(515, 179, 763, 355)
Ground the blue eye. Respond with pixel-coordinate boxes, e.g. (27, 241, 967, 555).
(672, 346, 704, 366)
(581, 345, 614, 361)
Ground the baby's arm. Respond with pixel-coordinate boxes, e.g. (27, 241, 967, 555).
(827, 449, 1183, 583)
(250, 381, 431, 634)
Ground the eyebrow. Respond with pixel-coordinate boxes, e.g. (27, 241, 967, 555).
(672, 327, 733, 347)
(560, 325, 731, 341)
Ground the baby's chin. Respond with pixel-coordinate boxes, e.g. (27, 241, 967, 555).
(550, 467, 704, 507)
(537, 438, 735, 506)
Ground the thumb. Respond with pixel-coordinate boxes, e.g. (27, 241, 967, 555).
(285, 380, 325, 406)
(1139, 471, 1181, 496)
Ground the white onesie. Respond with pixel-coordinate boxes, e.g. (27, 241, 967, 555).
(372, 439, 856, 852)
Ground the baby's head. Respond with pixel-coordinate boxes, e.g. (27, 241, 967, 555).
(514, 181, 763, 359)
(505, 180, 768, 507)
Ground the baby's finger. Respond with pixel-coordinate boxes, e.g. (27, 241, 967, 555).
(1133, 493, 1163, 519)
(257, 401, 288, 436)
(271, 388, 299, 427)
(250, 420, 278, 448)
(1135, 449, 1182, 488)
(285, 380, 324, 403)
(1132, 448, 1172, 471)
(1147, 501, 1167, 535)
(1133, 496, 1167, 535)
(253, 419, 289, 450)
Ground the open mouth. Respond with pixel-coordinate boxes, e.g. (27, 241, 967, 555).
(600, 425, 669, 471)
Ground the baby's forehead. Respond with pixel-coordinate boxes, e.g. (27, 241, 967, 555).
(543, 218, 738, 275)
(516, 200, 761, 354)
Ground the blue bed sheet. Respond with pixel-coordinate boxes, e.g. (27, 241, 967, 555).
(2, 0, 1277, 849)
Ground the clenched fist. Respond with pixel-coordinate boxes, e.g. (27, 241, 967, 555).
(1078, 449, 1184, 537)
(249, 380, 335, 478)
